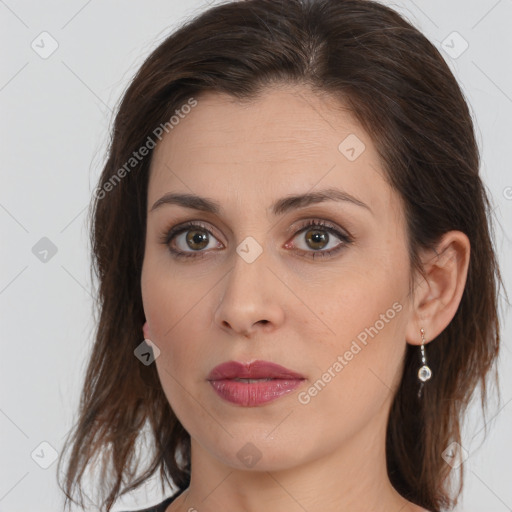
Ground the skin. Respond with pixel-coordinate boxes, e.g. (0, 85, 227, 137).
(140, 84, 470, 512)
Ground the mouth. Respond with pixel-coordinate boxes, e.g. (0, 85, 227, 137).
(207, 360, 306, 407)
(207, 360, 305, 380)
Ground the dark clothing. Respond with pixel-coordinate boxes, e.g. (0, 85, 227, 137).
(120, 490, 183, 512)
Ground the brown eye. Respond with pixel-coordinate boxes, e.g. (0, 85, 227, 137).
(304, 228, 330, 250)
(286, 219, 353, 260)
(163, 221, 224, 259)
(185, 229, 210, 250)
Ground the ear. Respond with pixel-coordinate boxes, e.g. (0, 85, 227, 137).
(142, 321, 152, 343)
(405, 231, 470, 345)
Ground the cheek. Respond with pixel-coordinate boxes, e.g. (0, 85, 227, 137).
(141, 257, 187, 366)
(141, 264, 211, 421)
(307, 255, 410, 395)
(142, 244, 209, 335)
(141, 250, 221, 386)
(318, 264, 407, 339)
(141, 276, 206, 358)
(295, 281, 408, 450)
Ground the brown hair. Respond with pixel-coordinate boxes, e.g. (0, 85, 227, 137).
(57, 1, 503, 511)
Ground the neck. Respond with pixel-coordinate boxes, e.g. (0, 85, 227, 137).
(171, 398, 420, 512)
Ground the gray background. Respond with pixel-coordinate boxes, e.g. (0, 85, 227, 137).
(1, 0, 511, 511)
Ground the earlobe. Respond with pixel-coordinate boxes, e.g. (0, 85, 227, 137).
(142, 321, 151, 341)
(406, 230, 470, 345)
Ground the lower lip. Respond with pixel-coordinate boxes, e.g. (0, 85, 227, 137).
(208, 379, 304, 406)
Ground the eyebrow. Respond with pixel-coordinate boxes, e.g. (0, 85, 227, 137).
(150, 187, 372, 216)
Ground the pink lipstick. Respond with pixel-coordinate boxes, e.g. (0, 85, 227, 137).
(207, 360, 305, 406)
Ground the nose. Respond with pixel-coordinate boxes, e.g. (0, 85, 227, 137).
(214, 250, 285, 338)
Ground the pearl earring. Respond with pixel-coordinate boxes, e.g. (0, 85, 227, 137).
(417, 327, 432, 398)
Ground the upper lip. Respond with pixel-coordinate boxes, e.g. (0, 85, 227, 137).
(207, 360, 305, 380)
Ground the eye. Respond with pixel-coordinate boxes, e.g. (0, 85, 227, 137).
(161, 221, 223, 259)
(160, 219, 353, 261)
(285, 219, 352, 259)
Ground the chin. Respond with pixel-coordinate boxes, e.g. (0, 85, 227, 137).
(207, 433, 313, 473)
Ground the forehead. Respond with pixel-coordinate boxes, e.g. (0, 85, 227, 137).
(148, 85, 401, 222)
(152, 86, 364, 165)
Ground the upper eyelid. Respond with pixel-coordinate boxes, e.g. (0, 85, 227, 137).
(168, 221, 222, 242)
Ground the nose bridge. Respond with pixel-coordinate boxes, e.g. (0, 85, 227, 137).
(223, 241, 270, 306)
(214, 239, 284, 335)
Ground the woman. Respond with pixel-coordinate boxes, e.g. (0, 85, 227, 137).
(58, 1, 502, 511)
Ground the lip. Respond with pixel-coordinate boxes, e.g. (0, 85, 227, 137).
(207, 360, 305, 407)
(207, 360, 305, 380)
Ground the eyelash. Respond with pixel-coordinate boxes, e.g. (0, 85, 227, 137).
(160, 219, 353, 261)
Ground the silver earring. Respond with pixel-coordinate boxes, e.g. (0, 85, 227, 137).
(417, 327, 432, 398)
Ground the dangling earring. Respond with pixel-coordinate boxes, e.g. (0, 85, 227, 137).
(417, 327, 432, 398)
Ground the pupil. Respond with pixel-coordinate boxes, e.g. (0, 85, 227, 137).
(307, 229, 328, 250)
(187, 230, 208, 250)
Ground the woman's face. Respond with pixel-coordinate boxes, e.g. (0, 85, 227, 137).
(141, 85, 415, 472)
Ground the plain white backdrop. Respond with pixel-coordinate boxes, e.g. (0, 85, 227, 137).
(1, 0, 511, 511)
